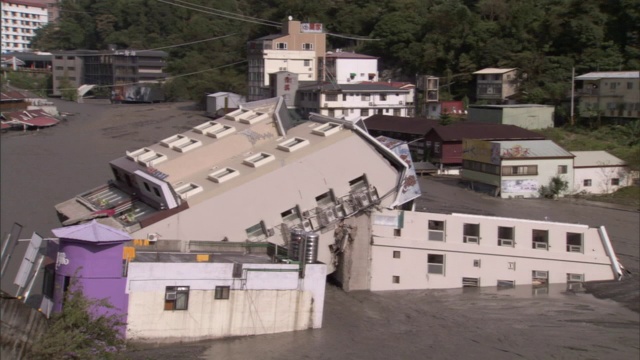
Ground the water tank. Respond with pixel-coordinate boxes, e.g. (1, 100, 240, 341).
(304, 233, 319, 264)
(289, 229, 305, 261)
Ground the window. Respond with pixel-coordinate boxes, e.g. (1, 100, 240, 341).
(328, 109, 334, 117)
(566, 232, 583, 253)
(380, 94, 387, 101)
(361, 94, 370, 101)
(428, 220, 445, 241)
(611, 178, 620, 186)
(361, 109, 369, 116)
(567, 273, 584, 282)
(394, 229, 402, 237)
(434, 142, 440, 154)
(532, 229, 549, 249)
(215, 286, 230, 300)
(392, 275, 400, 284)
(153, 187, 161, 197)
(627, 82, 633, 90)
(502, 165, 538, 176)
(276, 42, 287, 49)
(315, 191, 335, 207)
(246, 221, 267, 241)
(557, 165, 568, 174)
(611, 82, 617, 90)
(393, 251, 401, 259)
(583, 179, 592, 187)
(463, 223, 480, 244)
(281, 206, 301, 225)
(312, 122, 341, 136)
(427, 254, 444, 274)
(532, 271, 549, 289)
(208, 167, 240, 183)
(164, 286, 189, 310)
(497, 226, 514, 247)
(302, 43, 313, 50)
(394, 109, 401, 116)
(143, 182, 151, 192)
(277, 137, 309, 152)
(325, 94, 338, 102)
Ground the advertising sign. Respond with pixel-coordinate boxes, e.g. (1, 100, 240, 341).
(462, 139, 501, 165)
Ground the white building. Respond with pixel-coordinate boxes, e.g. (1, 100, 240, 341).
(205, 92, 245, 117)
(1, 0, 48, 53)
(296, 83, 414, 120)
(247, 20, 326, 101)
(54, 97, 413, 276)
(461, 139, 575, 198)
(369, 209, 623, 291)
(126, 245, 326, 343)
(572, 151, 633, 194)
(325, 50, 378, 84)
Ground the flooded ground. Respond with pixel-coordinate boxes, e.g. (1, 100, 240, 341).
(1, 99, 638, 359)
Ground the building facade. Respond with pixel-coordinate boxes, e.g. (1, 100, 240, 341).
(1, 0, 48, 53)
(473, 68, 519, 104)
(51, 49, 167, 96)
(247, 20, 326, 101)
(575, 71, 640, 121)
(571, 151, 633, 194)
(468, 104, 554, 129)
(296, 83, 413, 120)
(461, 139, 574, 198)
(369, 209, 622, 291)
(325, 50, 378, 84)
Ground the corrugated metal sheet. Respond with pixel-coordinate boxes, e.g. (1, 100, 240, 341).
(572, 151, 627, 167)
(473, 68, 517, 74)
(575, 71, 640, 80)
(495, 140, 573, 158)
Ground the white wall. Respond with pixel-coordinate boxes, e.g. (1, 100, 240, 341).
(369, 210, 619, 291)
(1, 2, 48, 53)
(500, 158, 574, 198)
(335, 58, 378, 84)
(126, 262, 326, 342)
(263, 50, 316, 85)
(133, 135, 400, 271)
(573, 166, 631, 194)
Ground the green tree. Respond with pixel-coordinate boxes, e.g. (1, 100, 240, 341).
(539, 176, 569, 199)
(29, 281, 126, 360)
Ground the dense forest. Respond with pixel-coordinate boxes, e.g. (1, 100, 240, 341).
(33, 0, 639, 110)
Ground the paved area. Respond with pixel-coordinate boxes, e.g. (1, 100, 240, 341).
(1, 100, 638, 359)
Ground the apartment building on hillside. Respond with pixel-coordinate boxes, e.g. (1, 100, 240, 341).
(473, 68, 519, 104)
(575, 71, 640, 121)
(1, 0, 48, 53)
(247, 19, 327, 101)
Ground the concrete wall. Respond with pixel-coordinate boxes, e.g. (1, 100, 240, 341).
(0, 297, 48, 360)
(334, 58, 378, 84)
(573, 166, 632, 194)
(369, 210, 618, 291)
(126, 262, 326, 343)
(503, 107, 554, 129)
(500, 158, 573, 198)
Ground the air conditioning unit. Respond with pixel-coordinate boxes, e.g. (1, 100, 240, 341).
(147, 233, 159, 242)
(533, 271, 548, 279)
(498, 239, 514, 247)
(464, 236, 479, 244)
(534, 242, 548, 249)
(568, 274, 584, 282)
(567, 282, 584, 291)
(302, 210, 311, 218)
(165, 291, 177, 300)
(324, 208, 337, 223)
(568, 245, 582, 253)
(356, 192, 370, 207)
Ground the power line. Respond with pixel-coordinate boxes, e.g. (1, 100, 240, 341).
(326, 33, 380, 41)
(138, 33, 239, 52)
(156, 0, 281, 27)
(171, 0, 281, 25)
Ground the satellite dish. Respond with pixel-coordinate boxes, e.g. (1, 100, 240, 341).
(288, 16, 293, 21)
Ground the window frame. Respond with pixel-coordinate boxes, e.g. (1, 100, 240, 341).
(463, 223, 480, 244)
(566, 232, 583, 253)
(583, 179, 592, 187)
(215, 286, 230, 300)
(532, 229, 549, 250)
(427, 254, 445, 275)
(497, 226, 515, 247)
(164, 286, 189, 311)
(428, 220, 445, 241)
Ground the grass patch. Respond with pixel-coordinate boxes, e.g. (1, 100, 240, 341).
(573, 186, 640, 209)
(1, 70, 51, 97)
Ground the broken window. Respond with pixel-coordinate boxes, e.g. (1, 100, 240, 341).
(532, 229, 549, 249)
(427, 254, 445, 275)
(498, 226, 514, 247)
(164, 286, 189, 310)
(566, 232, 583, 253)
(463, 223, 480, 244)
(428, 220, 445, 241)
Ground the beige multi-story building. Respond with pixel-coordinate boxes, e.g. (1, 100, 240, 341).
(1, 0, 49, 53)
(473, 68, 519, 104)
(247, 19, 326, 101)
(575, 71, 640, 120)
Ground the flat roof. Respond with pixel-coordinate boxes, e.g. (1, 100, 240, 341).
(133, 251, 273, 264)
(469, 104, 554, 109)
(571, 151, 626, 167)
(575, 71, 640, 80)
(473, 68, 517, 75)
(326, 52, 377, 59)
(298, 83, 410, 92)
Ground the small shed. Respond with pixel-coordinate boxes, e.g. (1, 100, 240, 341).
(206, 92, 244, 117)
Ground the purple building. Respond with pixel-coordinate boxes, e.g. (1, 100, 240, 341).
(51, 220, 131, 322)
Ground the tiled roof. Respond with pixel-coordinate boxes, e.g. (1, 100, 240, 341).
(428, 123, 546, 141)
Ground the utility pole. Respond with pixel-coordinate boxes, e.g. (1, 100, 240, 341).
(570, 67, 575, 126)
